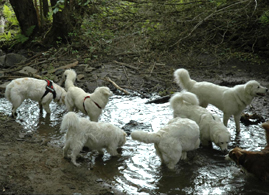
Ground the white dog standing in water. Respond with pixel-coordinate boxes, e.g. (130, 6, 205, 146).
(5, 77, 66, 117)
(61, 112, 127, 166)
(62, 69, 113, 122)
(131, 117, 200, 170)
(170, 91, 231, 152)
(174, 68, 268, 132)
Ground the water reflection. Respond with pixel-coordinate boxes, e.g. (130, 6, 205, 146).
(1, 94, 269, 194)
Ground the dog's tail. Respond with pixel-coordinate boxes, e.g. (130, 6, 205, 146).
(131, 131, 160, 144)
(4, 82, 12, 102)
(170, 91, 199, 110)
(174, 68, 196, 90)
(63, 69, 77, 90)
(60, 111, 80, 133)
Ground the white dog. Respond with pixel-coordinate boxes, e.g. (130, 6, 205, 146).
(62, 69, 113, 122)
(5, 77, 66, 117)
(174, 68, 268, 132)
(170, 91, 231, 152)
(131, 117, 200, 170)
(61, 112, 127, 166)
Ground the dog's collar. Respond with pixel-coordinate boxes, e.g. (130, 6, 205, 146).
(41, 80, 56, 100)
(83, 96, 102, 114)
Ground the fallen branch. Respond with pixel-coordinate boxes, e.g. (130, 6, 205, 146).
(105, 77, 130, 95)
(49, 61, 79, 73)
(145, 95, 171, 104)
(113, 60, 139, 70)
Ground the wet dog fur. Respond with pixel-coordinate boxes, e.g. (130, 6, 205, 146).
(225, 121, 269, 181)
(5, 77, 66, 117)
(61, 112, 127, 166)
(174, 68, 268, 132)
(170, 91, 231, 152)
(62, 69, 113, 122)
(131, 117, 200, 170)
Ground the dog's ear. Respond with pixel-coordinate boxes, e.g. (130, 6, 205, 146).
(231, 148, 246, 165)
(103, 88, 112, 96)
(244, 82, 253, 95)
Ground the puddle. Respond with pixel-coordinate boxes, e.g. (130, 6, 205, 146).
(1, 94, 269, 194)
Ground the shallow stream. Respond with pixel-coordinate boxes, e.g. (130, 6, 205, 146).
(1, 94, 269, 194)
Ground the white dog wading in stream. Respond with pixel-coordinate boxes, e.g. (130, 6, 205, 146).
(131, 117, 200, 170)
(62, 69, 113, 122)
(60, 112, 127, 166)
(170, 91, 231, 152)
(174, 68, 268, 132)
(5, 77, 66, 117)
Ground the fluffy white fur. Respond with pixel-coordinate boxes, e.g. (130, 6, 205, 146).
(61, 112, 127, 166)
(174, 68, 268, 132)
(131, 117, 200, 170)
(62, 69, 113, 122)
(170, 91, 231, 152)
(5, 77, 66, 117)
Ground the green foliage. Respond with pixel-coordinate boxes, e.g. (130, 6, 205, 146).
(3, 4, 18, 26)
(260, 11, 269, 26)
(0, 31, 12, 41)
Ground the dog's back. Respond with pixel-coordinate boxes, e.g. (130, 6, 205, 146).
(174, 68, 228, 109)
(168, 118, 200, 150)
(5, 78, 44, 101)
(170, 91, 207, 124)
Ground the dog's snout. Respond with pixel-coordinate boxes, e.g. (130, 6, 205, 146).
(222, 149, 229, 154)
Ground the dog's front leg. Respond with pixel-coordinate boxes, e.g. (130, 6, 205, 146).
(223, 113, 230, 127)
(234, 114, 241, 133)
(42, 102, 51, 114)
(107, 146, 119, 156)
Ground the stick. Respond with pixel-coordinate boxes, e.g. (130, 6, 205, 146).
(105, 77, 130, 95)
(113, 60, 139, 70)
(49, 61, 78, 73)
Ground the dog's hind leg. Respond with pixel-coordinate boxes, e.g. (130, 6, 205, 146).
(63, 141, 70, 158)
(39, 103, 43, 115)
(181, 151, 187, 160)
(11, 97, 23, 118)
(70, 146, 83, 166)
(65, 99, 75, 112)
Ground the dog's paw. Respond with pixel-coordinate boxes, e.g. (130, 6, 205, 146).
(73, 162, 81, 167)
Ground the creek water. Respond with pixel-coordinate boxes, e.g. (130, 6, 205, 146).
(1, 94, 269, 194)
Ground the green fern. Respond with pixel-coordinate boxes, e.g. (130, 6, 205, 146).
(3, 4, 19, 26)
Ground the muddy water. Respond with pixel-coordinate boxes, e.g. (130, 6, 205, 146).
(1, 94, 269, 194)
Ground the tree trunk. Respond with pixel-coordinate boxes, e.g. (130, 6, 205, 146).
(43, 0, 86, 45)
(42, 0, 49, 18)
(9, 0, 39, 37)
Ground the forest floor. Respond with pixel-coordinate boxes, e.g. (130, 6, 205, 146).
(0, 50, 269, 194)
